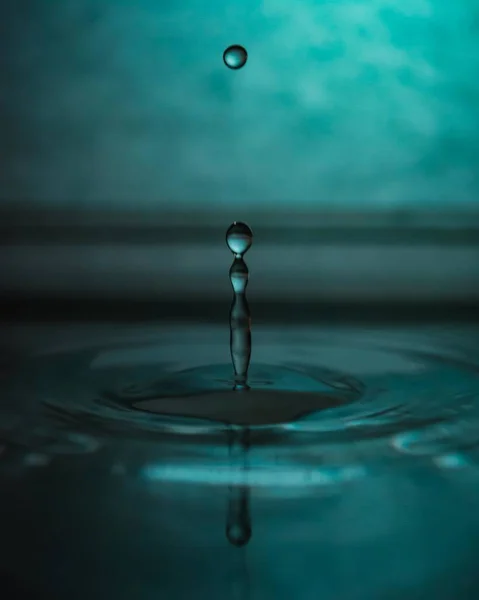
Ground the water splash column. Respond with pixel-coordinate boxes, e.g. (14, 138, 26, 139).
(226, 222, 253, 391)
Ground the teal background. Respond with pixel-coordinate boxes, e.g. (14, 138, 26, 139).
(1, 0, 479, 215)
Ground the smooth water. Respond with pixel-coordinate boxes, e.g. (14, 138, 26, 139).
(1, 322, 479, 599)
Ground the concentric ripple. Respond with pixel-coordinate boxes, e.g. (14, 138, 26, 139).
(1, 326, 479, 467)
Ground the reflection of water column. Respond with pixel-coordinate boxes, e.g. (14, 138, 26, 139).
(226, 222, 253, 391)
(226, 426, 252, 548)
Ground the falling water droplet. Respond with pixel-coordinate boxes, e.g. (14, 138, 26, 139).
(226, 222, 253, 258)
(223, 45, 248, 70)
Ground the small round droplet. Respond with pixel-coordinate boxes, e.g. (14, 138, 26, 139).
(226, 222, 253, 257)
(223, 45, 248, 70)
(226, 522, 252, 548)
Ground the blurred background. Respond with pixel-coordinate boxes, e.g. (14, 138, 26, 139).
(1, 6, 479, 599)
(1, 0, 478, 315)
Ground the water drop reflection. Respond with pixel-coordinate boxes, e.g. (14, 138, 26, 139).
(226, 427, 252, 547)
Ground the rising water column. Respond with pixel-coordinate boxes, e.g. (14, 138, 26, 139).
(225, 222, 253, 554)
(226, 222, 253, 391)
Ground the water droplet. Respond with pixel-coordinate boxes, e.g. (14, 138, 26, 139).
(226, 222, 253, 258)
(223, 45, 248, 70)
(226, 521, 252, 547)
(229, 256, 249, 295)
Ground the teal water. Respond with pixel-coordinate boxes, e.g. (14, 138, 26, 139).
(1, 323, 479, 599)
